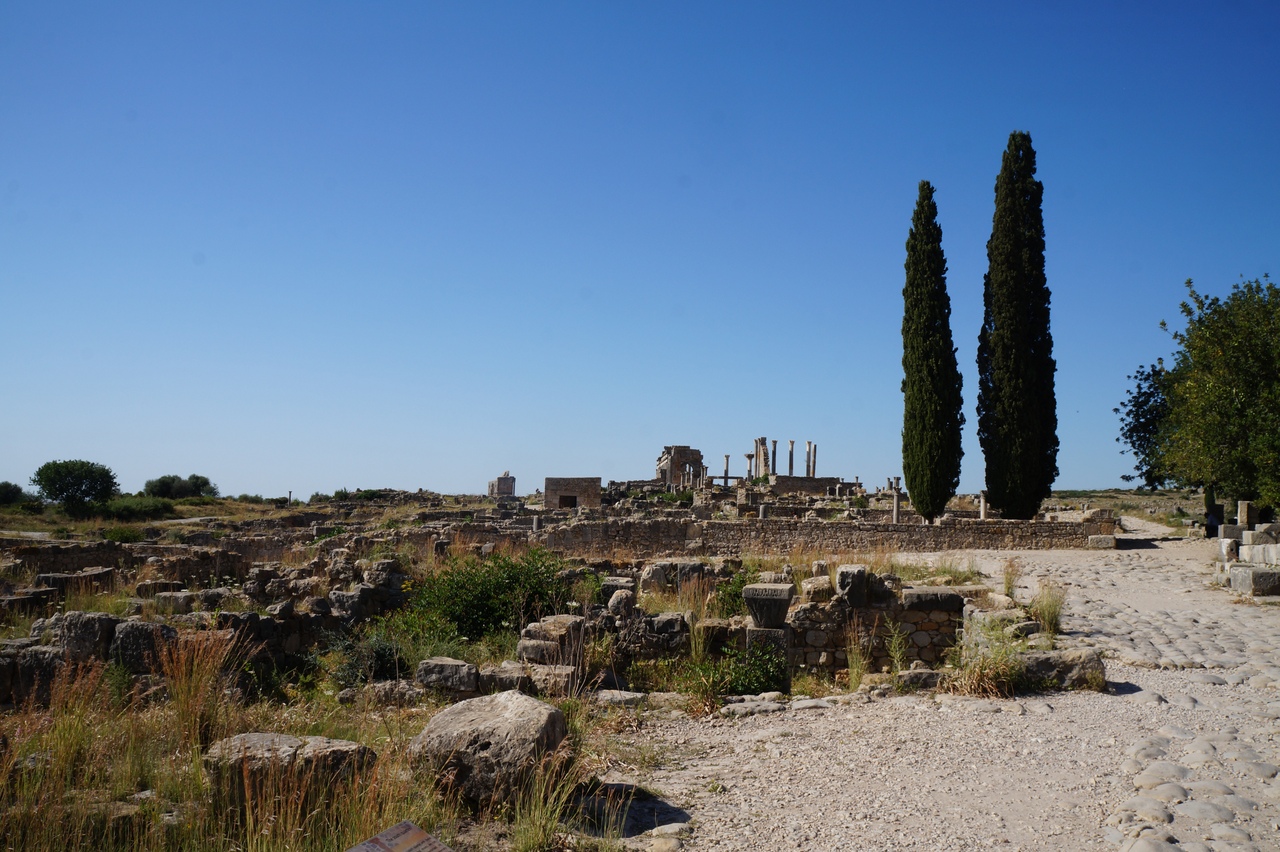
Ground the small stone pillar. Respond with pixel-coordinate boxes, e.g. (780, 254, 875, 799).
(1239, 501, 1258, 528)
(805, 442, 812, 477)
(892, 489, 901, 524)
(979, 491, 987, 520)
(788, 440, 795, 476)
(723, 455, 730, 487)
(742, 582, 795, 692)
(812, 443, 817, 478)
(758, 504, 768, 520)
(532, 515, 541, 532)
(771, 440, 778, 475)
(745, 454, 753, 480)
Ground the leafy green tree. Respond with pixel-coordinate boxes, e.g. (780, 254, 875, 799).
(976, 131, 1058, 519)
(30, 460, 119, 515)
(144, 473, 220, 499)
(1114, 361, 1171, 490)
(0, 481, 28, 504)
(1156, 276, 1280, 507)
(901, 180, 964, 521)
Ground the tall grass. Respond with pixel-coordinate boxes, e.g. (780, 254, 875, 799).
(942, 618, 1027, 698)
(1001, 558, 1023, 599)
(1029, 580, 1066, 636)
(158, 629, 246, 748)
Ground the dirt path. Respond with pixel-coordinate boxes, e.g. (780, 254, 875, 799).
(612, 522, 1280, 852)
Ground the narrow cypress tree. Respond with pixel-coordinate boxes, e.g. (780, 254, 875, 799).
(901, 181, 964, 521)
(976, 131, 1058, 519)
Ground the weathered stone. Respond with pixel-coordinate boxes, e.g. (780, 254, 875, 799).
(1020, 649, 1106, 690)
(415, 657, 479, 695)
(364, 679, 426, 706)
(153, 591, 196, 614)
(407, 690, 566, 810)
(110, 621, 179, 674)
(1087, 534, 1117, 549)
(638, 564, 669, 593)
(835, 564, 869, 606)
(607, 589, 635, 617)
(652, 612, 686, 634)
(799, 575, 833, 604)
(479, 660, 534, 694)
(32, 611, 120, 663)
(135, 580, 185, 598)
(1230, 563, 1280, 596)
(742, 583, 795, 628)
(516, 639, 562, 664)
(899, 587, 965, 612)
(204, 733, 375, 807)
(527, 664, 577, 696)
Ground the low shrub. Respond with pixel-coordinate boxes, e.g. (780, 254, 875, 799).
(98, 496, 175, 521)
(410, 548, 571, 640)
(328, 632, 410, 688)
(102, 526, 144, 543)
(711, 566, 759, 618)
(0, 481, 28, 504)
(942, 619, 1027, 698)
(725, 642, 788, 695)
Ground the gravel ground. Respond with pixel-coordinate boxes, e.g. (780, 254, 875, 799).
(607, 521, 1280, 852)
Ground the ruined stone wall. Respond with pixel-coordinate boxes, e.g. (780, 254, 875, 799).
(541, 517, 1112, 557)
(3, 540, 140, 575)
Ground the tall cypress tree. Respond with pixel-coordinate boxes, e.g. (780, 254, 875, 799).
(977, 131, 1058, 519)
(901, 180, 964, 521)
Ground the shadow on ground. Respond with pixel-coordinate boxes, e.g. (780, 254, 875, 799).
(575, 782, 691, 838)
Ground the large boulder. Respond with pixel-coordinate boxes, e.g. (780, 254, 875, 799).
(1020, 649, 1107, 690)
(31, 611, 121, 663)
(204, 732, 376, 808)
(408, 690, 567, 810)
(110, 620, 179, 674)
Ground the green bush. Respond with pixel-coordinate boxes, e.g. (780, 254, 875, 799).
(411, 549, 571, 640)
(102, 526, 145, 543)
(144, 474, 219, 499)
(99, 496, 176, 521)
(328, 632, 410, 688)
(725, 642, 789, 695)
(711, 566, 760, 618)
(236, 494, 265, 503)
(0, 481, 28, 504)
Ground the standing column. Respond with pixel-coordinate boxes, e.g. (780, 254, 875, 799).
(771, 440, 778, 474)
(805, 442, 812, 477)
(979, 491, 987, 520)
(723, 455, 730, 487)
(892, 488, 901, 524)
(788, 440, 795, 476)
(745, 454, 754, 480)
(812, 443, 817, 478)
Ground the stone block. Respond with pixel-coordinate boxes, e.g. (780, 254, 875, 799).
(515, 639, 561, 664)
(835, 564, 869, 606)
(479, 660, 534, 694)
(742, 583, 795, 629)
(1219, 538, 1240, 562)
(1220, 524, 1246, 541)
(600, 576, 635, 602)
(415, 657, 479, 695)
(527, 664, 577, 697)
(799, 575, 833, 604)
(1230, 564, 1280, 597)
(1087, 535, 1117, 549)
(899, 587, 965, 612)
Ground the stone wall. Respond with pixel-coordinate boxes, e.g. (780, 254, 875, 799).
(542, 517, 1115, 557)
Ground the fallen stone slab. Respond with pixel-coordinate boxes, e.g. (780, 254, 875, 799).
(1230, 563, 1280, 596)
(204, 732, 376, 808)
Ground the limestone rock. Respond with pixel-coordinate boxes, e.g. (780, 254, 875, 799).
(110, 621, 179, 674)
(1019, 649, 1106, 690)
(407, 690, 567, 810)
(415, 657, 479, 695)
(204, 732, 375, 806)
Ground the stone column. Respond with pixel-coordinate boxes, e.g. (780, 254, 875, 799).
(788, 440, 795, 476)
(745, 454, 753, 480)
(892, 489, 901, 524)
(812, 443, 817, 478)
(771, 440, 778, 474)
(979, 491, 987, 520)
(805, 442, 813, 478)
(724, 455, 730, 487)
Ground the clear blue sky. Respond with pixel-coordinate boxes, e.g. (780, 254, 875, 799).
(3, 2, 1277, 498)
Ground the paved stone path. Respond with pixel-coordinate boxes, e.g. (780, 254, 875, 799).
(612, 522, 1280, 851)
